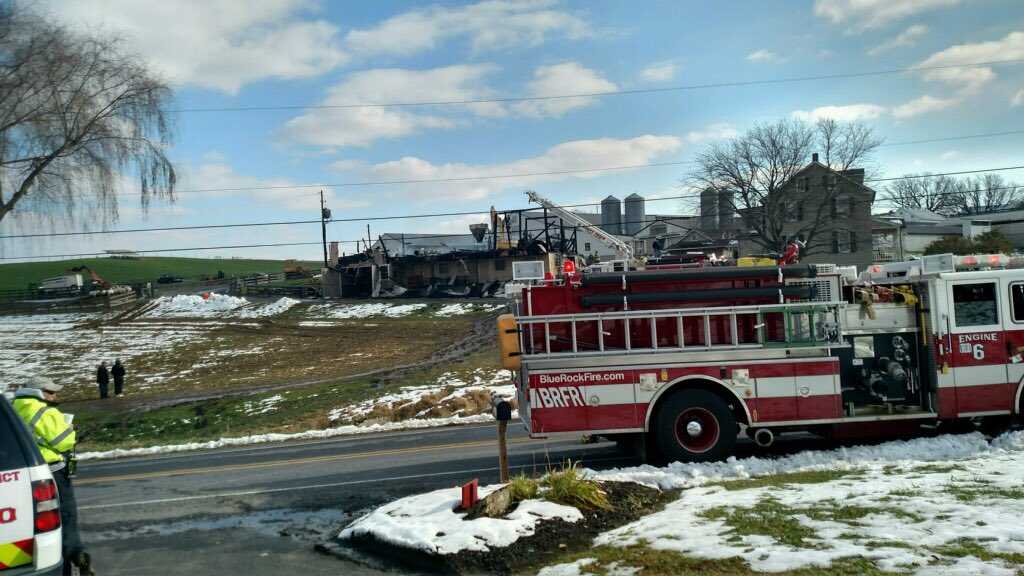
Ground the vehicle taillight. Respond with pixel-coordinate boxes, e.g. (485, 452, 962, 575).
(32, 479, 60, 533)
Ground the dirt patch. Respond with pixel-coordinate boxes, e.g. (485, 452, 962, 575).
(339, 481, 673, 575)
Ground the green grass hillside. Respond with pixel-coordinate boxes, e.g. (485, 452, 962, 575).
(0, 257, 319, 291)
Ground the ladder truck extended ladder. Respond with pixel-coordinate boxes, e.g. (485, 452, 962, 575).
(525, 190, 635, 263)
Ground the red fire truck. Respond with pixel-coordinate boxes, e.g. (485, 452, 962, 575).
(498, 254, 1024, 462)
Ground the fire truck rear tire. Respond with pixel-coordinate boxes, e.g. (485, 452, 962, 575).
(654, 389, 737, 462)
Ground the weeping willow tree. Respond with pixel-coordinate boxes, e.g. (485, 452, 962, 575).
(0, 5, 175, 226)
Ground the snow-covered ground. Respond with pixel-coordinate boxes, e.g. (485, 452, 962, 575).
(339, 431, 1024, 575)
(0, 311, 211, 390)
(0, 297, 502, 394)
(327, 367, 513, 423)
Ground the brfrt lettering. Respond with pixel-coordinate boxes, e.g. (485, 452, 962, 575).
(530, 386, 585, 408)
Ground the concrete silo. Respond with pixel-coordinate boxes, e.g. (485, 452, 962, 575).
(600, 195, 622, 235)
(699, 188, 718, 231)
(624, 193, 645, 235)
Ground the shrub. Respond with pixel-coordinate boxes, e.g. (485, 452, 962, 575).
(508, 474, 540, 502)
(542, 461, 613, 511)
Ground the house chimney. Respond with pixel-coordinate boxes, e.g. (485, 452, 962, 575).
(812, 152, 819, 163)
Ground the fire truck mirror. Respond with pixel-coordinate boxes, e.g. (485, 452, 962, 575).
(493, 399, 513, 421)
(853, 336, 875, 358)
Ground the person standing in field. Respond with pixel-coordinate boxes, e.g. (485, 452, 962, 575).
(112, 359, 126, 397)
(96, 361, 110, 399)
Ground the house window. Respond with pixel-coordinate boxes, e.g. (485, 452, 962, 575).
(831, 195, 851, 218)
(832, 230, 857, 254)
(799, 178, 809, 192)
(953, 283, 998, 327)
(494, 258, 506, 271)
(784, 201, 803, 223)
(584, 242, 591, 252)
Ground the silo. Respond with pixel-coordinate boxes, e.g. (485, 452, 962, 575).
(700, 188, 718, 231)
(624, 193, 645, 235)
(717, 190, 736, 232)
(600, 195, 622, 235)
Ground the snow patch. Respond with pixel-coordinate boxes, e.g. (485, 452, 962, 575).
(339, 488, 582, 554)
(144, 293, 250, 317)
(308, 303, 427, 319)
(434, 303, 505, 316)
(327, 368, 513, 423)
(589, 432, 998, 490)
(537, 558, 597, 576)
(235, 297, 301, 318)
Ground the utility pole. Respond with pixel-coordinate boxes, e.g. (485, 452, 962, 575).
(320, 190, 331, 268)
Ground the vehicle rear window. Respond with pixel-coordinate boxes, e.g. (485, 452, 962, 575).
(953, 283, 998, 327)
(0, 409, 30, 470)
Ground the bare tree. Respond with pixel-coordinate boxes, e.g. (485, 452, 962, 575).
(880, 173, 1021, 216)
(956, 173, 1022, 215)
(689, 118, 882, 255)
(880, 173, 964, 216)
(0, 6, 175, 225)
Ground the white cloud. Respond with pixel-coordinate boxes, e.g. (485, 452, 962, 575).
(512, 62, 617, 118)
(181, 161, 368, 212)
(344, 0, 589, 57)
(685, 123, 739, 144)
(916, 31, 1024, 95)
(1013, 89, 1024, 107)
(42, 0, 348, 94)
(892, 94, 960, 118)
(814, 0, 960, 31)
(939, 150, 960, 161)
(640, 61, 677, 82)
(868, 24, 929, 55)
(791, 103, 887, 122)
(746, 49, 782, 63)
(280, 65, 500, 149)
(341, 135, 682, 202)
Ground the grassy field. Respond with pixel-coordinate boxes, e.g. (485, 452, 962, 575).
(0, 256, 318, 290)
(73, 344, 501, 451)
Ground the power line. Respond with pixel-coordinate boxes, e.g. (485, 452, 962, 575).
(82, 127, 1024, 199)
(0, 242, 325, 261)
(4, 165, 1023, 240)
(171, 59, 1024, 113)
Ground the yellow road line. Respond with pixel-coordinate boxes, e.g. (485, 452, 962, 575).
(76, 437, 531, 485)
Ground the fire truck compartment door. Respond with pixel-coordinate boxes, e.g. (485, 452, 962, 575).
(753, 364, 798, 422)
(946, 278, 1010, 414)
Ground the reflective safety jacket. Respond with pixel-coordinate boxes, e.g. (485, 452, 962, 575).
(12, 391, 76, 467)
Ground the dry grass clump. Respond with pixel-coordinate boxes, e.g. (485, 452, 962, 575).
(541, 461, 612, 511)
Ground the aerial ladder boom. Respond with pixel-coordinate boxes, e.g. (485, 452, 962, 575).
(525, 190, 635, 262)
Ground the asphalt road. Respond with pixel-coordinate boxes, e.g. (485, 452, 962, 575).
(75, 423, 637, 575)
(75, 423, 837, 575)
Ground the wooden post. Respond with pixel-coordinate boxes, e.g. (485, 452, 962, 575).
(497, 419, 509, 482)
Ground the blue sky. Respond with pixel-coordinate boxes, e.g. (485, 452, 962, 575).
(5, 0, 1024, 261)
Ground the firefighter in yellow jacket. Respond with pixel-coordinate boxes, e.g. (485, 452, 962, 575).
(13, 376, 92, 576)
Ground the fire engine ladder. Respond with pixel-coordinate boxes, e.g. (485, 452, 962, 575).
(516, 301, 846, 358)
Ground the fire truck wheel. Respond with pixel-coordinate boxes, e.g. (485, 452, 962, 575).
(654, 389, 737, 462)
